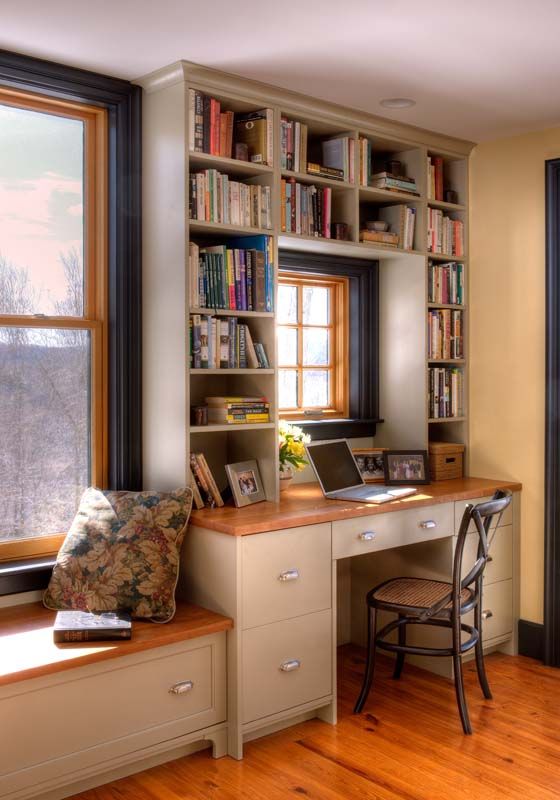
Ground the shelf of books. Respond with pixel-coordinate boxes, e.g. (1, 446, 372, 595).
(140, 61, 472, 504)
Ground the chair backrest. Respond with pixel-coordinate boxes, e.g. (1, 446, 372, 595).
(452, 490, 513, 607)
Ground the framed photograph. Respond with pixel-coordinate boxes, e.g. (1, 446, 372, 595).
(352, 448, 387, 483)
(225, 460, 266, 507)
(383, 450, 431, 485)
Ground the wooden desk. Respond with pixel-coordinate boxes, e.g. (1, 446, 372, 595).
(182, 477, 521, 759)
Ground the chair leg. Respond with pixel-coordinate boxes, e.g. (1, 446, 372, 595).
(453, 654, 472, 735)
(392, 615, 406, 680)
(474, 602, 492, 699)
(354, 605, 377, 714)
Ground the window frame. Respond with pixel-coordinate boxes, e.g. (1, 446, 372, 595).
(279, 251, 381, 440)
(0, 87, 108, 563)
(278, 271, 349, 420)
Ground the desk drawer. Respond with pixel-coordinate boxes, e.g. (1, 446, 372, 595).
(461, 525, 512, 585)
(454, 495, 513, 534)
(332, 503, 454, 560)
(242, 523, 331, 630)
(242, 610, 332, 723)
(480, 580, 513, 641)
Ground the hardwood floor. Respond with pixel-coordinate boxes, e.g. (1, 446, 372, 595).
(74, 647, 560, 800)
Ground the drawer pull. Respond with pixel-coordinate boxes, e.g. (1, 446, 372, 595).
(487, 555, 494, 563)
(419, 520, 437, 529)
(481, 609, 493, 620)
(280, 659, 301, 672)
(359, 531, 376, 541)
(278, 568, 300, 582)
(169, 680, 194, 695)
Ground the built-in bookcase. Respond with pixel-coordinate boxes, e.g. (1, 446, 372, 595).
(140, 62, 472, 500)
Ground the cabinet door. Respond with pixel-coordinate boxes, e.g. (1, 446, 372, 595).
(242, 523, 331, 630)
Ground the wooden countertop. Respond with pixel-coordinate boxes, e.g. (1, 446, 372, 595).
(190, 477, 521, 536)
(0, 601, 233, 687)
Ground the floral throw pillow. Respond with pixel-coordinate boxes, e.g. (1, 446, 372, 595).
(44, 487, 193, 622)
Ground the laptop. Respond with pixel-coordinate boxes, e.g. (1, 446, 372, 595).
(305, 439, 417, 504)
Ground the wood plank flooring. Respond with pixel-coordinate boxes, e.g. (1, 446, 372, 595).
(73, 647, 560, 800)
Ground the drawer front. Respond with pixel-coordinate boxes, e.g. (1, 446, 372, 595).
(0, 638, 225, 777)
(480, 580, 513, 641)
(461, 525, 512, 585)
(242, 523, 331, 629)
(242, 610, 332, 723)
(454, 495, 513, 534)
(332, 503, 454, 560)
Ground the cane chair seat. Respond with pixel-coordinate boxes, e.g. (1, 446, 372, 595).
(371, 577, 473, 612)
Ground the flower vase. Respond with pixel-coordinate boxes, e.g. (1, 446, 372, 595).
(279, 467, 293, 493)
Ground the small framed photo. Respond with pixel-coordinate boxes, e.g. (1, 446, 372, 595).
(225, 460, 266, 507)
(383, 450, 431, 485)
(352, 448, 387, 483)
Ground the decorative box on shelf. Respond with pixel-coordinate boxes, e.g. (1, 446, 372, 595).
(428, 441, 465, 481)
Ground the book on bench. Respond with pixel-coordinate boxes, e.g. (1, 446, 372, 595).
(53, 610, 132, 643)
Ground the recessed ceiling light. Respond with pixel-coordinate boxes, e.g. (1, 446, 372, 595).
(380, 98, 416, 109)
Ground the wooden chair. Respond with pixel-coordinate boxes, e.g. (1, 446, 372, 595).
(353, 490, 513, 733)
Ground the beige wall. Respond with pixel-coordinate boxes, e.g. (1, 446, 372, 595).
(470, 127, 560, 624)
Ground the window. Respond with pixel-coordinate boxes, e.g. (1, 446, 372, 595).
(278, 272, 349, 419)
(0, 87, 107, 562)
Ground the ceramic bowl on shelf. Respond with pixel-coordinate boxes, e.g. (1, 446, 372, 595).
(365, 220, 389, 232)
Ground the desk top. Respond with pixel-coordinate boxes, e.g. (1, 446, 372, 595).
(190, 477, 521, 536)
(0, 602, 233, 687)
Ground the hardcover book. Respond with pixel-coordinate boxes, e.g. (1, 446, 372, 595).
(53, 611, 132, 643)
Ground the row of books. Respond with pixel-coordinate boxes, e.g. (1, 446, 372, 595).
(188, 169, 272, 229)
(280, 117, 308, 172)
(360, 204, 416, 250)
(428, 261, 465, 306)
(189, 452, 224, 508)
(427, 155, 444, 201)
(205, 395, 270, 425)
(188, 236, 274, 312)
(188, 90, 273, 165)
(427, 209, 465, 256)
(428, 309, 464, 360)
(281, 179, 332, 238)
(321, 136, 355, 183)
(370, 171, 418, 195)
(428, 367, 464, 419)
(190, 314, 270, 369)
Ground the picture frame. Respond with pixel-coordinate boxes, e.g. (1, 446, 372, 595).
(352, 448, 387, 483)
(225, 459, 266, 507)
(383, 450, 431, 485)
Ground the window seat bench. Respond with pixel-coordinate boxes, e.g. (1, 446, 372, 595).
(0, 601, 233, 800)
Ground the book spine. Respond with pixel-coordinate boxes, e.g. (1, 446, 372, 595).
(53, 629, 131, 643)
(202, 94, 211, 153)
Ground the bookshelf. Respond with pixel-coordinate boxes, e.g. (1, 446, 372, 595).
(139, 61, 473, 501)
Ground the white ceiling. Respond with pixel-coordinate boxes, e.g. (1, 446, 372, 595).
(3, 0, 560, 142)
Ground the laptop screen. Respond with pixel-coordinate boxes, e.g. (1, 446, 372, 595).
(306, 440, 364, 494)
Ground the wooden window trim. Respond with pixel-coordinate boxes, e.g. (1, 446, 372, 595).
(278, 271, 349, 420)
(0, 87, 108, 563)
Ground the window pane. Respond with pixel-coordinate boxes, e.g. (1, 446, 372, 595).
(0, 326, 91, 540)
(303, 285, 329, 325)
(277, 326, 298, 366)
(303, 327, 329, 365)
(277, 284, 298, 323)
(303, 370, 329, 407)
(0, 104, 85, 316)
(279, 369, 298, 408)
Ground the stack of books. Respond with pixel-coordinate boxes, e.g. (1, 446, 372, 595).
(427, 155, 444, 201)
(321, 136, 354, 183)
(428, 261, 465, 305)
(429, 367, 464, 419)
(189, 453, 224, 508)
(280, 117, 308, 172)
(375, 204, 417, 250)
(428, 309, 464, 360)
(427, 209, 464, 256)
(306, 162, 344, 181)
(370, 171, 418, 195)
(360, 229, 399, 247)
(205, 396, 270, 425)
(189, 169, 272, 229)
(281, 179, 332, 238)
(358, 136, 372, 187)
(188, 236, 274, 312)
(190, 314, 269, 369)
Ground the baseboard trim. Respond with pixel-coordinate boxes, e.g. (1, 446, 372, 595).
(518, 619, 544, 661)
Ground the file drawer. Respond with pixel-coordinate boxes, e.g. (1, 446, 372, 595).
(242, 523, 331, 629)
(454, 495, 513, 534)
(461, 525, 513, 585)
(479, 579, 513, 641)
(332, 503, 454, 560)
(242, 610, 332, 723)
